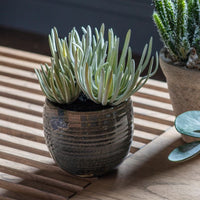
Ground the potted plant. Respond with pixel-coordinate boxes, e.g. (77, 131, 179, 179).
(153, 0, 200, 142)
(35, 24, 158, 177)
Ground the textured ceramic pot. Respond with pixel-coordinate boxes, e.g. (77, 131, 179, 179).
(43, 98, 133, 177)
(159, 48, 200, 142)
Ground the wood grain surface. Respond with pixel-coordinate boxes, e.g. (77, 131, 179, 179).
(0, 46, 176, 199)
(72, 127, 200, 200)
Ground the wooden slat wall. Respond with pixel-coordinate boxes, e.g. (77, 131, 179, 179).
(0, 46, 175, 199)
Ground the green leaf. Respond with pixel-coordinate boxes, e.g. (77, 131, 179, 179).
(175, 111, 200, 138)
(168, 141, 200, 162)
(118, 29, 131, 71)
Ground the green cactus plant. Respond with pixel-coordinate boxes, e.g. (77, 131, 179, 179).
(35, 24, 158, 106)
(153, 0, 200, 68)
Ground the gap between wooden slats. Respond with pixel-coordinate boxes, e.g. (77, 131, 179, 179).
(0, 65, 38, 83)
(0, 138, 49, 159)
(0, 107, 43, 130)
(134, 107, 175, 125)
(143, 83, 168, 93)
(134, 118, 170, 132)
(132, 135, 151, 144)
(0, 96, 42, 117)
(0, 46, 50, 64)
(0, 179, 69, 200)
(129, 146, 140, 154)
(130, 141, 145, 154)
(133, 101, 174, 116)
(0, 85, 44, 102)
(132, 95, 172, 111)
(0, 55, 45, 72)
(0, 119, 45, 143)
(134, 124, 164, 136)
(0, 132, 49, 158)
(0, 174, 76, 200)
(135, 91, 171, 104)
(136, 85, 170, 101)
(0, 75, 42, 95)
(0, 86, 44, 106)
(0, 144, 53, 165)
(0, 158, 90, 188)
(134, 130, 157, 142)
(0, 151, 95, 183)
(0, 165, 83, 193)
(143, 79, 168, 92)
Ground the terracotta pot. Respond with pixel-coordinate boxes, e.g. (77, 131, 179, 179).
(43, 98, 133, 177)
(159, 48, 200, 142)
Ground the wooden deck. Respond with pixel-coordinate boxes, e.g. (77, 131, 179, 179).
(1, 46, 198, 199)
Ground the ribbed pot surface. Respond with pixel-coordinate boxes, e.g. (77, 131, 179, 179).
(43, 99, 134, 177)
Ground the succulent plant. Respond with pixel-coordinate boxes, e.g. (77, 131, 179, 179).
(35, 27, 81, 104)
(35, 24, 158, 106)
(75, 28, 158, 105)
(153, 0, 200, 68)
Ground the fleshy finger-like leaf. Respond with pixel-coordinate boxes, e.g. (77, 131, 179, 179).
(175, 111, 200, 138)
(168, 141, 200, 162)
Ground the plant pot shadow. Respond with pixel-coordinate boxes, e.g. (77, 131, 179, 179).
(92, 135, 200, 196)
(0, 155, 97, 200)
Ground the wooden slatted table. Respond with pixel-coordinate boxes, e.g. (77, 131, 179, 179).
(1, 46, 197, 200)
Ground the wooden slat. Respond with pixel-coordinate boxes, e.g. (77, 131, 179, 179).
(0, 85, 44, 106)
(132, 96, 173, 111)
(0, 150, 94, 183)
(0, 120, 44, 138)
(143, 78, 168, 92)
(0, 75, 42, 95)
(0, 46, 50, 64)
(0, 65, 38, 83)
(0, 165, 83, 193)
(0, 179, 67, 200)
(0, 158, 90, 188)
(0, 96, 42, 117)
(135, 87, 171, 104)
(0, 107, 43, 129)
(0, 55, 43, 72)
(0, 133, 49, 158)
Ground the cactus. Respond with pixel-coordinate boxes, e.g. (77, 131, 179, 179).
(35, 24, 158, 106)
(153, 0, 200, 68)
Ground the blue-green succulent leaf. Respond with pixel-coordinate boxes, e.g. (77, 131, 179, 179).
(175, 111, 200, 138)
(168, 141, 200, 162)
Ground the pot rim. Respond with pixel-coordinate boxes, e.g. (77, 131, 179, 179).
(159, 47, 200, 79)
(159, 48, 200, 72)
(45, 98, 133, 116)
(159, 48, 185, 66)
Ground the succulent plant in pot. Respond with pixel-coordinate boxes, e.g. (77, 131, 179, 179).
(35, 24, 158, 177)
(153, 0, 200, 142)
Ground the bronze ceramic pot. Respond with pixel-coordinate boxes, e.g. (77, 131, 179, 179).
(159, 49, 200, 142)
(43, 98, 133, 177)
